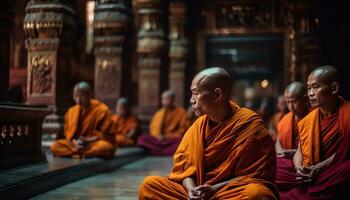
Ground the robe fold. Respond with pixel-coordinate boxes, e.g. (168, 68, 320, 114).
(137, 107, 189, 156)
(51, 99, 116, 159)
(276, 98, 350, 199)
(277, 112, 299, 150)
(139, 102, 279, 200)
(113, 114, 140, 147)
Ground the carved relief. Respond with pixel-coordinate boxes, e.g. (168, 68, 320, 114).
(95, 58, 122, 98)
(216, 3, 272, 28)
(0, 124, 32, 145)
(30, 54, 53, 94)
(94, 0, 131, 108)
(136, 0, 166, 117)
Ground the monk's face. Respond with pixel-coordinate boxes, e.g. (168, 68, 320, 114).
(284, 91, 307, 116)
(307, 73, 333, 108)
(116, 104, 129, 116)
(162, 95, 174, 108)
(73, 88, 91, 108)
(190, 78, 216, 117)
(277, 97, 288, 113)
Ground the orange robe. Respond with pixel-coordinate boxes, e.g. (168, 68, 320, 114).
(139, 102, 278, 200)
(149, 107, 189, 139)
(277, 112, 299, 150)
(51, 99, 116, 159)
(276, 98, 350, 199)
(112, 114, 140, 147)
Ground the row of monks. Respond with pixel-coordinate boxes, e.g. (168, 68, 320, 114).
(50, 65, 349, 199)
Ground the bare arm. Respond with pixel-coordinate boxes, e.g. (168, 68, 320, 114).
(275, 138, 285, 157)
(182, 177, 196, 192)
(293, 143, 303, 171)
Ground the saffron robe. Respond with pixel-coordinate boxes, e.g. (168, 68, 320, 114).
(113, 114, 140, 147)
(277, 112, 299, 150)
(276, 98, 350, 199)
(137, 107, 189, 156)
(51, 99, 116, 159)
(139, 102, 279, 200)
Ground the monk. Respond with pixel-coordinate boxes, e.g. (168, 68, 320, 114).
(137, 90, 189, 156)
(276, 66, 350, 199)
(51, 82, 116, 159)
(276, 82, 309, 158)
(268, 95, 289, 140)
(113, 97, 140, 147)
(139, 67, 278, 200)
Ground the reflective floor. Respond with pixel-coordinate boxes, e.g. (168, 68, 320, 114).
(32, 157, 173, 200)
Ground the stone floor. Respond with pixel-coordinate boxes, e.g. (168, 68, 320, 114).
(32, 157, 173, 200)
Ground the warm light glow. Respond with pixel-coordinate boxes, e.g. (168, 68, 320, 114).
(261, 79, 269, 88)
(86, 1, 95, 53)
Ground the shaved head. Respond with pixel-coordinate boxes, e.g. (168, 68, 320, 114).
(73, 81, 92, 108)
(74, 81, 91, 93)
(162, 90, 176, 108)
(162, 90, 176, 100)
(116, 97, 131, 116)
(307, 65, 340, 109)
(309, 65, 340, 85)
(117, 97, 130, 107)
(193, 67, 232, 98)
(190, 67, 233, 120)
(284, 81, 307, 99)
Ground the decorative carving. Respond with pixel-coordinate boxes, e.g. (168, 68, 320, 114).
(169, 1, 188, 106)
(30, 54, 53, 94)
(94, 0, 131, 108)
(0, 124, 32, 145)
(136, 0, 167, 118)
(216, 3, 272, 28)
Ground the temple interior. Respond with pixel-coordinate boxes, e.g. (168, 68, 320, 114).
(1, 0, 349, 199)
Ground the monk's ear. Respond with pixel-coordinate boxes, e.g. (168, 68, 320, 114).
(330, 82, 339, 95)
(214, 88, 223, 101)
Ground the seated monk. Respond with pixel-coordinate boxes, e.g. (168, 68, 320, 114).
(51, 82, 116, 159)
(139, 67, 279, 200)
(276, 82, 309, 158)
(137, 90, 189, 156)
(113, 97, 140, 147)
(268, 95, 289, 140)
(276, 66, 350, 199)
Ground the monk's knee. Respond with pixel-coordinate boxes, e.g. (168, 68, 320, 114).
(244, 183, 276, 200)
(140, 176, 163, 189)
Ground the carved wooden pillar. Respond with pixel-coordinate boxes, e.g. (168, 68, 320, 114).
(0, 1, 13, 101)
(169, 1, 188, 107)
(94, 0, 131, 108)
(24, 0, 77, 136)
(135, 0, 167, 119)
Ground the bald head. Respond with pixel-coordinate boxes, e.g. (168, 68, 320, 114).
(284, 82, 307, 99)
(116, 97, 131, 116)
(284, 81, 308, 117)
(190, 67, 233, 119)
(307, 65, 340, 109)
(73, 81, 92, 108)
(309, 65, 340, 85)
(162, 90, 176, 109)
(193, 67, 232, 98)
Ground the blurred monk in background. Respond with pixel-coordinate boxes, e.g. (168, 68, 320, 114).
(51, 82, 116, 159)
(276, 66, 350, 199)
(268, 95, 289, 140)
(137, 90, 189, 156)
(276, 81, 309, 158)
(113, 97, 140, 147)
(139, 67, 278, 200)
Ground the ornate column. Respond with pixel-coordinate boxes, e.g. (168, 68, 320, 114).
(23, 0, 77, 136)
(135, 0, 167, 119)
(94, 0, 131, 108)
(0, 0, 49, 169)
(169, 1, 188, 107)
(0, 1, 13, 101)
